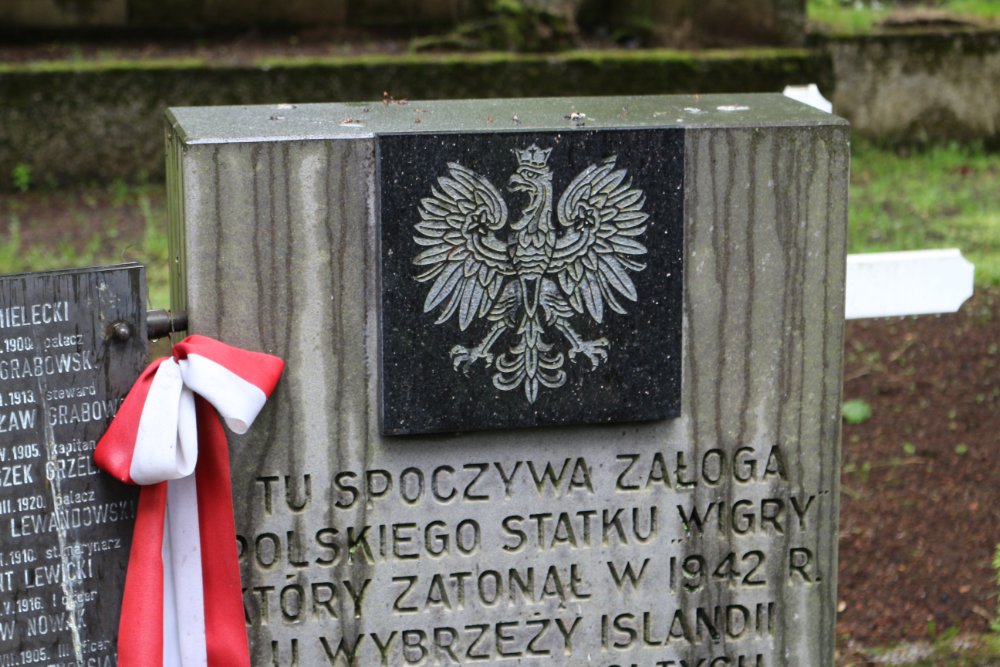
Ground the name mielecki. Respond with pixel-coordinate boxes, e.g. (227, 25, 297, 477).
(0, 301, 71, 329)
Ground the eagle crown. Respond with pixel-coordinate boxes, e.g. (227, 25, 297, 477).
(509, 144, 554, 233)
(513, 144, 552, 171)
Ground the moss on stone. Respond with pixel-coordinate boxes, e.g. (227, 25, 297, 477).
(0, 47, 830, 189)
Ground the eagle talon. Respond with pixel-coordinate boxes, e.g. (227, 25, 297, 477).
(450, 344, 493, 371)
(569, 337, 609, 368)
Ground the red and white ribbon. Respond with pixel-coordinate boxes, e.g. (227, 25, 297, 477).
(96, 335, 284, 667)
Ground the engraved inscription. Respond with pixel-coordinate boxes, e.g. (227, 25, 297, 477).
(240, 444, 830, 666)
(413, 144, 649, 402)
(0, 266, 144, 667)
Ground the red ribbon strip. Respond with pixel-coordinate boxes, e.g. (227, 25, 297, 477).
(96, 335, 283, 666)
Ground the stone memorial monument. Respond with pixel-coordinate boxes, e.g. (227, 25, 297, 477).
(0, 264, 146, 667)
(165, 94, 848, 666)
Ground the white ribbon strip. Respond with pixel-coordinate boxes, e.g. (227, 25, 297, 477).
(178, 354, 267, 435)
(130, 358, 198, 486)
(165, 475, 208, 666)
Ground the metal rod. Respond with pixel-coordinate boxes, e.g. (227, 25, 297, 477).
(146, 309, 188, 340)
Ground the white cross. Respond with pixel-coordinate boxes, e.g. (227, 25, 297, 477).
(845, 248, 975, 319)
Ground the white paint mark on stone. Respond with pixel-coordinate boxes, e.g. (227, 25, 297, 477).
(38, 379, 85, 663)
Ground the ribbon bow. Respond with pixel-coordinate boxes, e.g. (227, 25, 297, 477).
(96, 335, 284, 667)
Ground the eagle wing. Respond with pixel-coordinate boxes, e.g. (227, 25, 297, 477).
(413, 162, 514, 331)
(550, 156, 649, 324)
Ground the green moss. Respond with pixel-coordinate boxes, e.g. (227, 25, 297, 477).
(0, 45, 822, 75)
(408, 0, 576, 53)
(0, 46, 830, 190)
(0, 57, 211, 74)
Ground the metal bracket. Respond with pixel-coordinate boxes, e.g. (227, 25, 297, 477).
(146, 309, 188, 340)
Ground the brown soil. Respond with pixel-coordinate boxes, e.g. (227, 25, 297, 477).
(838, 289, 1000, 646)
(2, 189, 999, 655)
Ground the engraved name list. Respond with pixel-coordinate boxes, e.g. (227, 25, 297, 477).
(0, 266, 145, 667)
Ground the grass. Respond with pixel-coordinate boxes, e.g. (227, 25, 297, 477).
(840, 633, 1000, 666)
(849, 140, 1000, 286)
(0, 184, 170, 308)
(808, 0, 1000, 34)
(809, 0, 891, 33)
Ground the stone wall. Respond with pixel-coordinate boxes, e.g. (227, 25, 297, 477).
(827, 30, 1000, 145)
(664, 0, 806, 47)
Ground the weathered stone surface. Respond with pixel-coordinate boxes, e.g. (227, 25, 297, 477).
(0, 264, 145, 667)
(652, 0, 807, 47)
(167, 94, 848, 666)
(829, 30, 1000, 144)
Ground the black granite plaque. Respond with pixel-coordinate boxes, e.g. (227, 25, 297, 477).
(0, 264, 145, 666)
(379, 129, 684, 434)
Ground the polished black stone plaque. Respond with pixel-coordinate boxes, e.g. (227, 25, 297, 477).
(0, 264, 145, 666)
(378, 129, 683, 435)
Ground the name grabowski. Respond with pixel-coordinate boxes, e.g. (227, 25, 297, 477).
(0, 351, 94, 380)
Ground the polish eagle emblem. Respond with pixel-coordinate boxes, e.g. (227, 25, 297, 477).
(412, 144, 649, 403)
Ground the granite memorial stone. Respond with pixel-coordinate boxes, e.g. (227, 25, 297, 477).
(0, 264, 145, 667)
(166, 94, 849, 666)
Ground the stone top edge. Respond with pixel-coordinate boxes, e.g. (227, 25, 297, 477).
(166, 94, 848, 145)
(0, 262, 143, 281)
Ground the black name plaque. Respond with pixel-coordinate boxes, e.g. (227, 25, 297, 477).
(0, 264, 145, 667)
